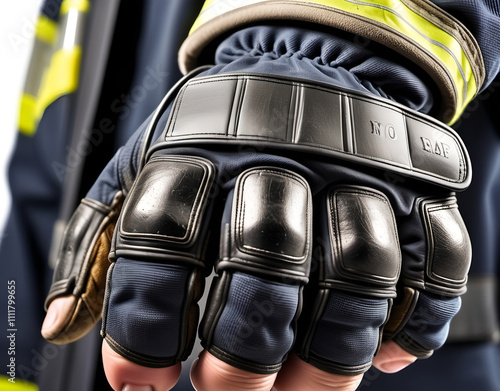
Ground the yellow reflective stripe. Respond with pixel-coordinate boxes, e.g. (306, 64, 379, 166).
(326, 0, 475, 123)
(35, 15, 58, 45)
(60, 0, 90, 14)
(0, 376, 39, 390)
(17, 1, 87, 136)
(20, 47, 82, 135)
(18, 93, 38, 136)
(189, 0, 478, 124)
(35, 47, 81, 127)
(190, 0, 262, 33)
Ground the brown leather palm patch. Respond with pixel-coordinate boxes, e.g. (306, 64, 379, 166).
(81, 222, 117, 328)
(384, 287, 419, 337)
(45, 194, 123, 344)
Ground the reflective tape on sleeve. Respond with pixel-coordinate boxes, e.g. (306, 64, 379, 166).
(35, 15, 58, 45)
(179, 0, 485, 124)
(18, 1, 89, 136)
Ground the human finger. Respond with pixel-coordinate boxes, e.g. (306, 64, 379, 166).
(190, 351, 277, 391)
(383, 195, 471, 360)
(294, 185, 401, 378)
(372, 340, 417, 373)
(42, 193, 123, 344)
(274, 353, 363, 391)
(41, 296, 77, 341)
(102, 339, 181, 391)
(194, 167, 313, 389)
(99, 155, 216, 388)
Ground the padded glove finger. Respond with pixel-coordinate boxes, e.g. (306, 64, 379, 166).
(200, 166, 313, 374)
(296, 185, 401, 375)
(43, 192, 124, 344)
(385, 288, 461, 358)
(102, 257, 204, 367)
(101, 154, 215, 367)
(384, 195, 472, 358)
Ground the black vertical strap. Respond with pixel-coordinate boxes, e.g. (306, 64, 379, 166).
(40, 2, 120, 390)
(48, 0, 121, 271)
(58, 0, 122, 223)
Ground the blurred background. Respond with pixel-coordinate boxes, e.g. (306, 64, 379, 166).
(0, 0, 42, 234)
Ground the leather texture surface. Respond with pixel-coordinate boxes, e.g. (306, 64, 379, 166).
(217, 167, 312, 283)
(324, 186, 401, 298)
(112, 154, 215, 268)
(44, 192, 123, 344)
(420, 196, 472, 296)
(152, 73, 471, 190)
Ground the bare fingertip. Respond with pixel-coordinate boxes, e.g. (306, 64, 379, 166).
(191, 351, 277, 391)
(122, 385, 153, 391)
(41, 296, 76, 340)
(372, 341, 417, 373)
(41, 307, 58, 338)
(274, 353, 363, 391)
(374, 358, 416, 374)
(102, 340, 181, 391)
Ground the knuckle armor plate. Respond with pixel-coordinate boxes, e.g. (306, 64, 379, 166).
(323, 186, 401, 298)
(111, 154, 215, 268)
(200, 167, 311, 374)
(102, 155, 214, 367)
(295, 186, 399, 375)
(420, 196, 472, 296)
(218, 167, 313, 283)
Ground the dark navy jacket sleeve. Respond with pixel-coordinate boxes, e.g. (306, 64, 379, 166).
(432, 0, 500, 89)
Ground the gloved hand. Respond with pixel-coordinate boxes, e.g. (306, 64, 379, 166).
(41, 28, 472, 391)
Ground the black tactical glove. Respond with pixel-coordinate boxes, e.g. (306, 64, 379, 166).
(43, 69, 471, 377)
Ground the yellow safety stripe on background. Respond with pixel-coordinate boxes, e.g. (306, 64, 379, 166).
(35, 15, 58, 45)
(36, 46, 82, 121)
(18, 1, 89, 136)
(60, 0, 90, 15)
(18, 15, 58, 135)
(189, 0, 479, 124)
(0, 376, 39, 391)
(19, 46, 82, 137)
(18, 93, 37, 135)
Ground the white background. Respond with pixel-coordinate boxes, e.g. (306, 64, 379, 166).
(0, 0, 43, 234)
